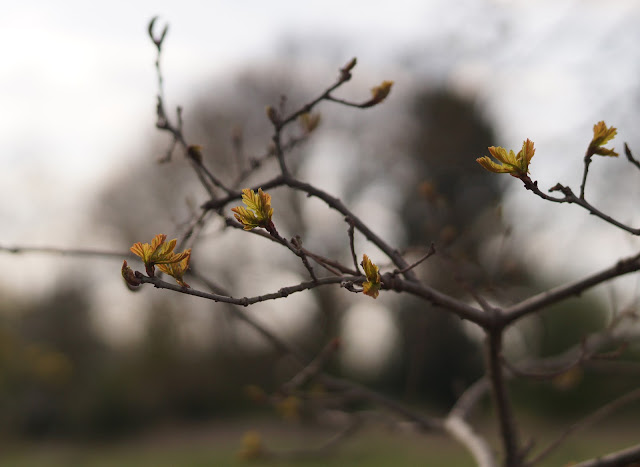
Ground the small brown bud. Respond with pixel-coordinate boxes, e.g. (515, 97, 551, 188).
(187, 144, 203, 163)
(121, 261, 141, 287)
(342, 57, 357, 72)
(369, 80, 394, 106)
(265, 106, 280, 125)
(340, 57, 357, 81)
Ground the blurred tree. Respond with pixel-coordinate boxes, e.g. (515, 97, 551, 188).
(394, 89, 502, 405)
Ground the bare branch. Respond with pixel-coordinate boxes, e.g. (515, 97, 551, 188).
(521, 177, 640, 235)
(391, 243, 436, 276)
(487, 329, 523, 466)
(571, 442, 640, 467)
(449, 377, 491, 421)
(526, 387, 640, 466)
(137, 273, 357, 306)
(0, 244, 131, 259)
(282, 338, 341, 394)
(624, 142, 640, 171)
(444, 416, 497, 467)
(383, 278, 490, 326)
(346, 217, 360, 274)
(503, 251, 640, 325)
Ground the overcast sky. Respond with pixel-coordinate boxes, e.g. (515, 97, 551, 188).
(2, 0, 640, 302)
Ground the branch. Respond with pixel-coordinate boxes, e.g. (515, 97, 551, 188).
(346, 217, 360, 274)
(579, 150, 593, 199)
(571, 442, 640, 467)
(486, 329, 522, 466)
(203, 175, 419, 283)
(383, 277, 490, 326)
(444, 416, 497, 467)
(503, 251, 640, 325)
(281, 338, 341, 394)
(224, 216, 356, 276)
(391, 243, 436, 276)
(148, 18, 232, 196)
(449, 377, 491, 421)
(189, 267, 309, 364)
(232, 134, 308, 188)
(319, 374, 443, 431)
(503, 314, 631, 382)
(261, 417, 363, 461)
(137, 273, 358, 306)
(522, 178, 640, 235)
(624, 143, 640, 171)
(0, 244, 131, 259)
(526, 387, 640, 466)
(283, 177, 419, 283)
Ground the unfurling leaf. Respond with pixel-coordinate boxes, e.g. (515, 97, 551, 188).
(157, 248, 191, 287)
(476, 139, 535, 178)
(130, 234, 190, 277)
(232, 188, 274, 231)
(342, 57, 357, 73)
(361, 254, 381, 299)
(299, 112, 321, 133)
(369, 80, 394, 106)
(589, 121, 618, 157)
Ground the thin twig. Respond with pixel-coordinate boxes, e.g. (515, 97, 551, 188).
(571, 442, 640, 467)
(391, 243, 436, 276)
(449, 377, 491, 420)
(383, 278, 489, 326)
(232, 134, 308, 188)
(290, 235, 318, 282)
(521, 177, 640, 235)
(525, 387, 640, 466)
(503, 251, 640, 324)
(579, 152, 593, 199)
(346, 217, 360, 274)
(137, 273, 358, 306)
(282, 338, 341, 394)
(148, 17, 232, 196)
(266, 417, 363, 461)
(624, 142, 640, 171)
(444, 416, 497, 467)
(0, 245, 131, 259)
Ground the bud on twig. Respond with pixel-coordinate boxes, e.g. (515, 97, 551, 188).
(265, 106, 281, 126)
(187, 144, 203, 163)
(340, 57, 357, 81)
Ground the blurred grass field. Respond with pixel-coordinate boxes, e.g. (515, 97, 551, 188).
(2, 415, 639, 467)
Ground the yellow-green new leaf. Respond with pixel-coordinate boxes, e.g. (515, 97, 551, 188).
(361, 254, 381, 299)
(589, 121, 618, 157)
(158, 248, 191, 287)
(476, 139, 535, 178)
(232, 188, 273, 230)
(130, 234, 190, 277)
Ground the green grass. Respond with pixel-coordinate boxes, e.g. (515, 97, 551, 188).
(2, 416, 638, 467)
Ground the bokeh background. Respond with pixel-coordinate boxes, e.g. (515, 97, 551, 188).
(2, 0, 640, 465)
